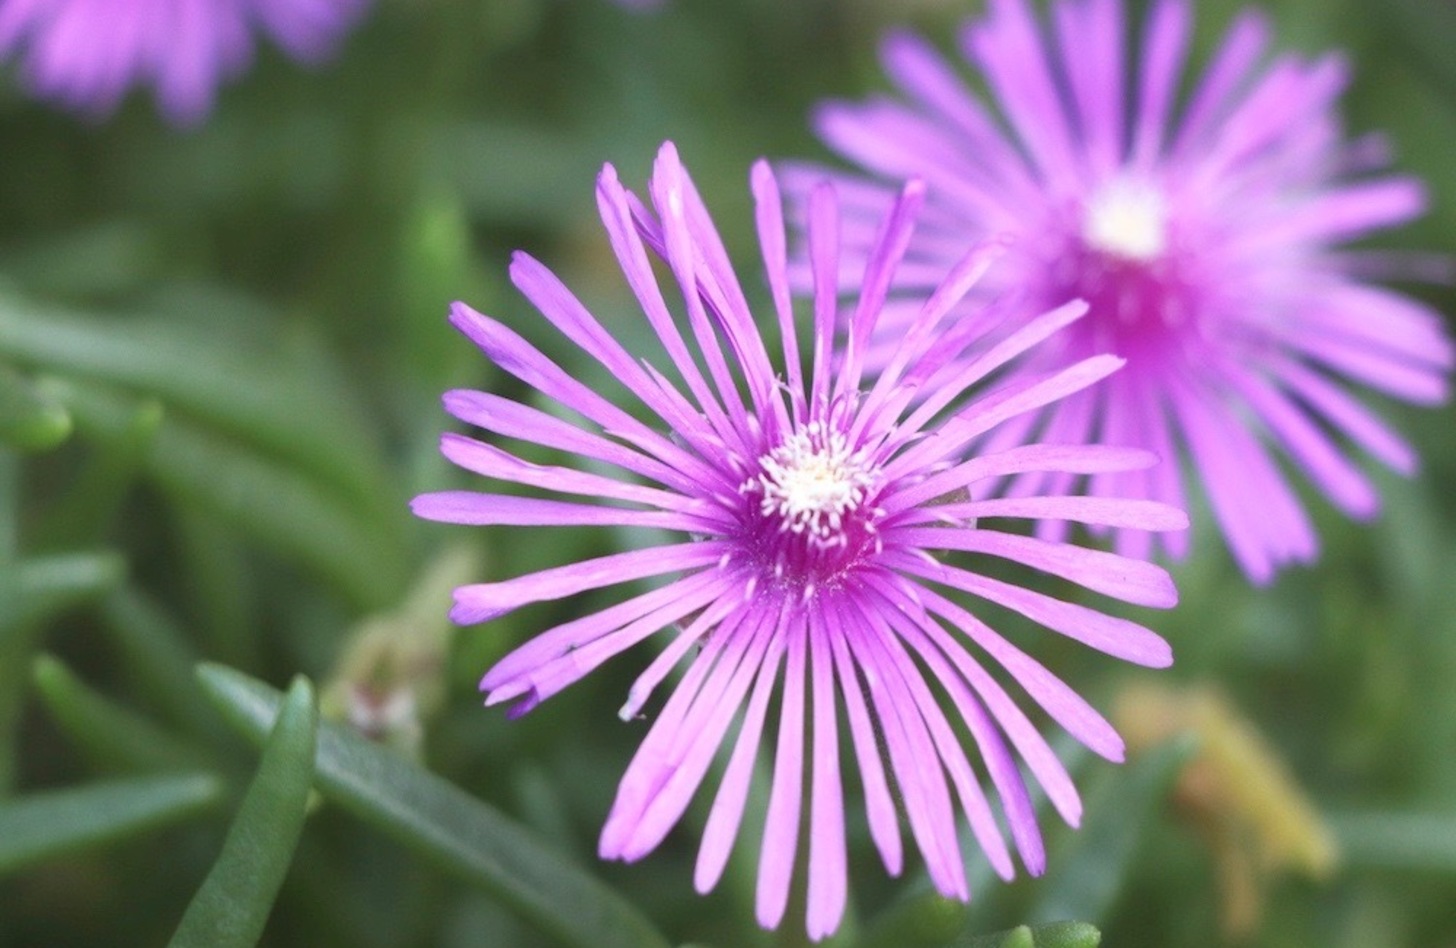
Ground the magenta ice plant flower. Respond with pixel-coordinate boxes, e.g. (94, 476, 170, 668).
(0, 0, 370, 124)
(413, 142, 1186, 938)
(799, 0, 1453, 584)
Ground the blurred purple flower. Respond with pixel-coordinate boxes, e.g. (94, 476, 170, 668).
(414, 141, 1184, 937)
(0, 0, 370, 124)
(799, 0, 1453, 583)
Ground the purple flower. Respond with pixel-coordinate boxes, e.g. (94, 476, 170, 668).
(0, 0, 370, 124)
(413, 142, 1184, 938)
(800, 0, 1453, 584)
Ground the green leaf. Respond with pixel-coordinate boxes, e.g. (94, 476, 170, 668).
(0, 449, 17, 792)
(152, 420, 405, 610)
(170, 677, 318, 948)
(0, 293, 394, 521)
(0, 447, 17, 626)
(1, 551, 125, 792)
(32, 393, 163, 550)
(0, 366, 71, 453)
(99, 588, 220, 742)
(1029, 735, 1198, 926)
(959, 921, 1101, 948)
(1329, 811, 1456, 872)
(170, 501, 266, 669)
(0, 772, 223, 876)
(197, 663, 671, 948)
(857, 741, 1094, 948)
(856, 888, 970, 948)
(965, 925, 1034, 948)
(46, 378, 404, 610)
(32, 654, 204, 774)
(397, 190, 487, 390)
(2, 221, 162, 298)
(14, 550, 128, 628)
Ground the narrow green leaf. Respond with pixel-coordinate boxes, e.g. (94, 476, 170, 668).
(966, 925, 1035, 948)
(1030, 736, 1198, 926)
(32, 392, 163, 550)
(0, 294, 393, 520)
(0, 447, 17, 627)
(0, 366, 71, 453)
(15, 550, 127, 627)
(32, 654, 204, 773)
(174, 501, 266, 669)
(1029, 922, 1102, 948)
(46, 378, 403, 610)
(2, 221, 162, 298)
(859, 745, 1085, 948)
(0, 772, 223, 875)
(1329, 811, 1456, 872)
(1, 551, 126, 792)
(196, 663, 671, 948)
(170, 677, 318, 948)
(100, 588, 220, 742)
(856, 888, 970, 948)
(960, 921, 1101, 948)
(155, 418, 405, 610)
(398, 190, 486, 390)
(0, 448, 17, 792)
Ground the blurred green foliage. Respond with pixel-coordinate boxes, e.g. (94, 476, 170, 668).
(0, 0, 1453, 946)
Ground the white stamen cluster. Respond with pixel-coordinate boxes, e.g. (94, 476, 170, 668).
(1082, 177, 1169, 262)
(752, 422, 879, 548)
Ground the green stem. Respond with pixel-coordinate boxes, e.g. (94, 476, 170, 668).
(0, 447, 17, 625)
(0, 448, 19, 794)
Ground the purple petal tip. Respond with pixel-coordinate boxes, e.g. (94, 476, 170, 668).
(448, 593, 503, 627)
(505, 692, 542, 720)
(448, 300, 485, 332)
(1143, 635, 1175, 669)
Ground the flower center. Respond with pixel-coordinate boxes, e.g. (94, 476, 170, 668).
(755, 422, 877, 549)
(1037, 175, 1201, 357)
(1081, 178, 1168, 262)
